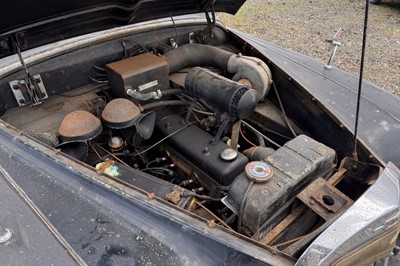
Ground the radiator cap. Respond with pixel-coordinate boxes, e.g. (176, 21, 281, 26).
(245, 161, 273, 182)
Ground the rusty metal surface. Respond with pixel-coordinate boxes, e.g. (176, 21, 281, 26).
(59, 110, 102, 141)
(106, 52, 169, 98)
(101, 98, 140, 128)
(327, 167, 347, 186)
(297, 177, 353, 221)
(260, 205, 307, 246)
(1, 88, 104, 136)
(230, 120, 241, 150)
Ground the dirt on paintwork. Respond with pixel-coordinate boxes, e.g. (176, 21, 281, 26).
(219, 0, 400, 97)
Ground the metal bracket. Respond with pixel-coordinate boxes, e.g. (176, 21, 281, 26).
(9, 74, 48, 106)
(189, 32, 195, 44)
(10, 35, 48, 106)
(211, 113, 230, 144)
(192, 1, 216, 44)
(297, 177, 353, 221)
(324, 28, 343, 69)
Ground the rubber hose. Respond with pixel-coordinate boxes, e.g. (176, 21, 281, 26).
(164, 43, 234, 74)
(141, 100, 191, 111)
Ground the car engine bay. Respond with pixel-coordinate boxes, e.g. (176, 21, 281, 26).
(0, 25, 381, 256)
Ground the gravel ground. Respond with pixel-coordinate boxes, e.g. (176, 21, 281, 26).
(219, 0, 400, 97)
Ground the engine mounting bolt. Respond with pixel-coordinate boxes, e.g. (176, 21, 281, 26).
(257, 61, 262, 65)
(309, 199, 315, 205)
(339, 124, 344, 128)
(369, 155, 374, 159)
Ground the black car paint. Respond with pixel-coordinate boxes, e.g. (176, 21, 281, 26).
(229, 29, 400, 167)
(0, 21, 398, 265)
(0, 121, 292, 265)
(0, 0, 246, 58)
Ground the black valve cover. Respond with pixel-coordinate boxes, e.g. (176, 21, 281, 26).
(156, 115, 248, 189)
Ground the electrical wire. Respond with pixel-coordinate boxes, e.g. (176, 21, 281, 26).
(88, 141, 102, 159)
(127, 121, 198, 156)
(92, 65, 106, 72)
(273, 82, 297, 137)
(89, 76, 109, 84)
(195, 201, 234, 231)
(182, 191, 222, 202)
(239, 127, 257, 147)
(145, 157, 166, 168)
(142, 167, 170, 177)
(123, 39, 148, 53)
(169, 12, 178, 45)
(92, 142, 130, 167)
(176, 94, 209, 112)
(140, 100, 192, 110)
(192, 109, 213, 115)
(241, 120, 282, 148)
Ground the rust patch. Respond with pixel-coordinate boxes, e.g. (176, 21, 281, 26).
(297, 177, 353, 221)
(165, 189, 182, 205)
(207, 220, 217, 228)
(102, 98, 140, 126)
(147, 192, 155, 200)
(59, 110, 102, 141)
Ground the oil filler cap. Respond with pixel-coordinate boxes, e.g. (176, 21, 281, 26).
(220, 148, 238, 161)
(245, 161, 273, 182)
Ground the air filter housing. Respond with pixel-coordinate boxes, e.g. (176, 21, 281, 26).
(184, 67, 258, 119)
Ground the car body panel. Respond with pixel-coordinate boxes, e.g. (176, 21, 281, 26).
(230, 29, 400, 167)
(296, 162, 400, 265)
(0, 0, 245, 58)
(0, 119, 293, 265)
(0, 16, 399, 265)
(0, 166, 78, 266)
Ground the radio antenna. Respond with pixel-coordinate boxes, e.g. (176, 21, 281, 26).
(352, 0, 370, 161)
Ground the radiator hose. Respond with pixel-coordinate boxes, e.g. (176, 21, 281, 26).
(164, 44, 273, 100)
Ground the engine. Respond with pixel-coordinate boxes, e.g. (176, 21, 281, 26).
(2, 43, 337, 237)
(98, 44, 336, 235)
